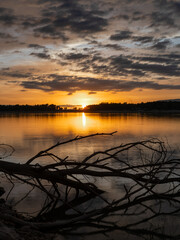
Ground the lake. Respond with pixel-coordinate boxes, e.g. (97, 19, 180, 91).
(0, 112, 180, 163)
(0, 112, 180, 239)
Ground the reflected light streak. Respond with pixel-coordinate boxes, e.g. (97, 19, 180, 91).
(82, 112, 86, 127)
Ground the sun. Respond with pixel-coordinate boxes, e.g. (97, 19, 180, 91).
(82, 104, 87, 109)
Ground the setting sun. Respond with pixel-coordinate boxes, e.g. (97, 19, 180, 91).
(82, 104, 87, 109)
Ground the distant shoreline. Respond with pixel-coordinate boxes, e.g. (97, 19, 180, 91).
(0, 110, 180, 114)
(1, 101, 180, 114)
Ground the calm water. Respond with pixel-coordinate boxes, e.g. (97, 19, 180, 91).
(0, 113, 180, 239)
(0, 112, 180, 163)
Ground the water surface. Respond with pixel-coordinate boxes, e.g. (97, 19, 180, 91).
(0, 112, 180, 239)
(0, 112, 179, 163)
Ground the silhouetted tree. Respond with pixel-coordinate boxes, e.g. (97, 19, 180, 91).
(0, 133, 180, 239)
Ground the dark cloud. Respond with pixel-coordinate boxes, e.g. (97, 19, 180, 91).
(150, 11, 176, 28)
(0, 32, 15, 39)
(1, 67, 10, 71)
(60, 53, 89, 60)
(0, 8, 7, 14)
(30, 52, 51, 60)
(28, 44, 46, 49)
(0, 14, 16, 25)
(90, 41, 124, 50)
(0, 7, 17, 25)
(110, 31, 132, 41)
(0, 0, 180, 101)
(34, 25, 68, 40)
(110, 54, 180, 77)
(132, 11, 146, 21)
(19, 74, 180, 93)
(110, 31, 155, 45)
(111, 55, 133, 66)
(102, 44, 124, 50)
(88, 91, 97, 94)
(151, 39, 171, 50)
(0, 70, 32, 79)
(109, 32, 172, 51)
(154, 0, 180, 15)
(34, 0, 108, 39)
(134, 54, 180, 65)
(162, 53, 180, 59)
(173, 2, 180, 12)
(58, 50, 180, 78)
(133, 36, 154, 44)
(22, 17, 38, 28)
(118, 14, 130, 20)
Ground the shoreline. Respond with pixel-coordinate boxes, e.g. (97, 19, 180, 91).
(0, 110, 180, 114)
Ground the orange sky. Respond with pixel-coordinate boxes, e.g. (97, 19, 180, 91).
(0, 0, 179, 105)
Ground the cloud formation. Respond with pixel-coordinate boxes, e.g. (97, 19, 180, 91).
(0, 0, 179, 103)
(17, 74, 180, 94)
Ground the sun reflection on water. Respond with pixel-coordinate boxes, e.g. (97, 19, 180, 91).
(82, 112, 86, 127)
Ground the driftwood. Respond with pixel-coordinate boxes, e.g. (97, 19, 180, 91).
(0, 132, 180, 239)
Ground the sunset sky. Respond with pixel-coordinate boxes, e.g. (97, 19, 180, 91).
(0, 0, 180, 106)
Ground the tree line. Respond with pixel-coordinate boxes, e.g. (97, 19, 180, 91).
(85, 100, 180, 111)
(0, 101, 180, 112)
(0, 104, 61, 112)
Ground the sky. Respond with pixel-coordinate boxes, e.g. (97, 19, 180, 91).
(0, 0, 180, 106)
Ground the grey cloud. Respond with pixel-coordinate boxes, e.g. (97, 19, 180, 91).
(151, 39, 171, 50)
(60, 53, 89, 60)
(0, 32, 15, 39)
(173, 2, 180, 12)
(0, 8, 7, 14)
(19, 74, 180, 93)
(110, 31, 155, 45)
(134, 54, 180, 65)
(154, 0, 180, 15)
(34, 25, 68, 40)
(34, 1, 108, 39)
(110, 31, 132, 41)
(102, 44, 124, 50)
(22, 17, 38, 28)
(0, 7, 17, 25)
(1, 0, 180, 91)
(133, 36, 154, 44)
(0, 14, 16, 25)
(30, 52, 51, 60)
(118, 14, 129, 20)
(132, 11, 146, 21)
(90, 41, 124, 50)
(110, 54, 180, 77)
(162, 53, 180, 59)
(111, 55, 133, 66)
(62, 50, 180, 77)
(150, 11, 176, 28)
(0, 70, 32, 79)
(109, 32, 171, 50)
(28, 44, 46, 49)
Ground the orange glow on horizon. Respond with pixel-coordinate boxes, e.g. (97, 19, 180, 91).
(0, 87, 180, 105)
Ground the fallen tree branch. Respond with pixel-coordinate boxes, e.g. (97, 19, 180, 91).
(0, 133, 180, 239)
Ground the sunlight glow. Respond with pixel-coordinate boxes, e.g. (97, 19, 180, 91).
(82, 104, 87, 109)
